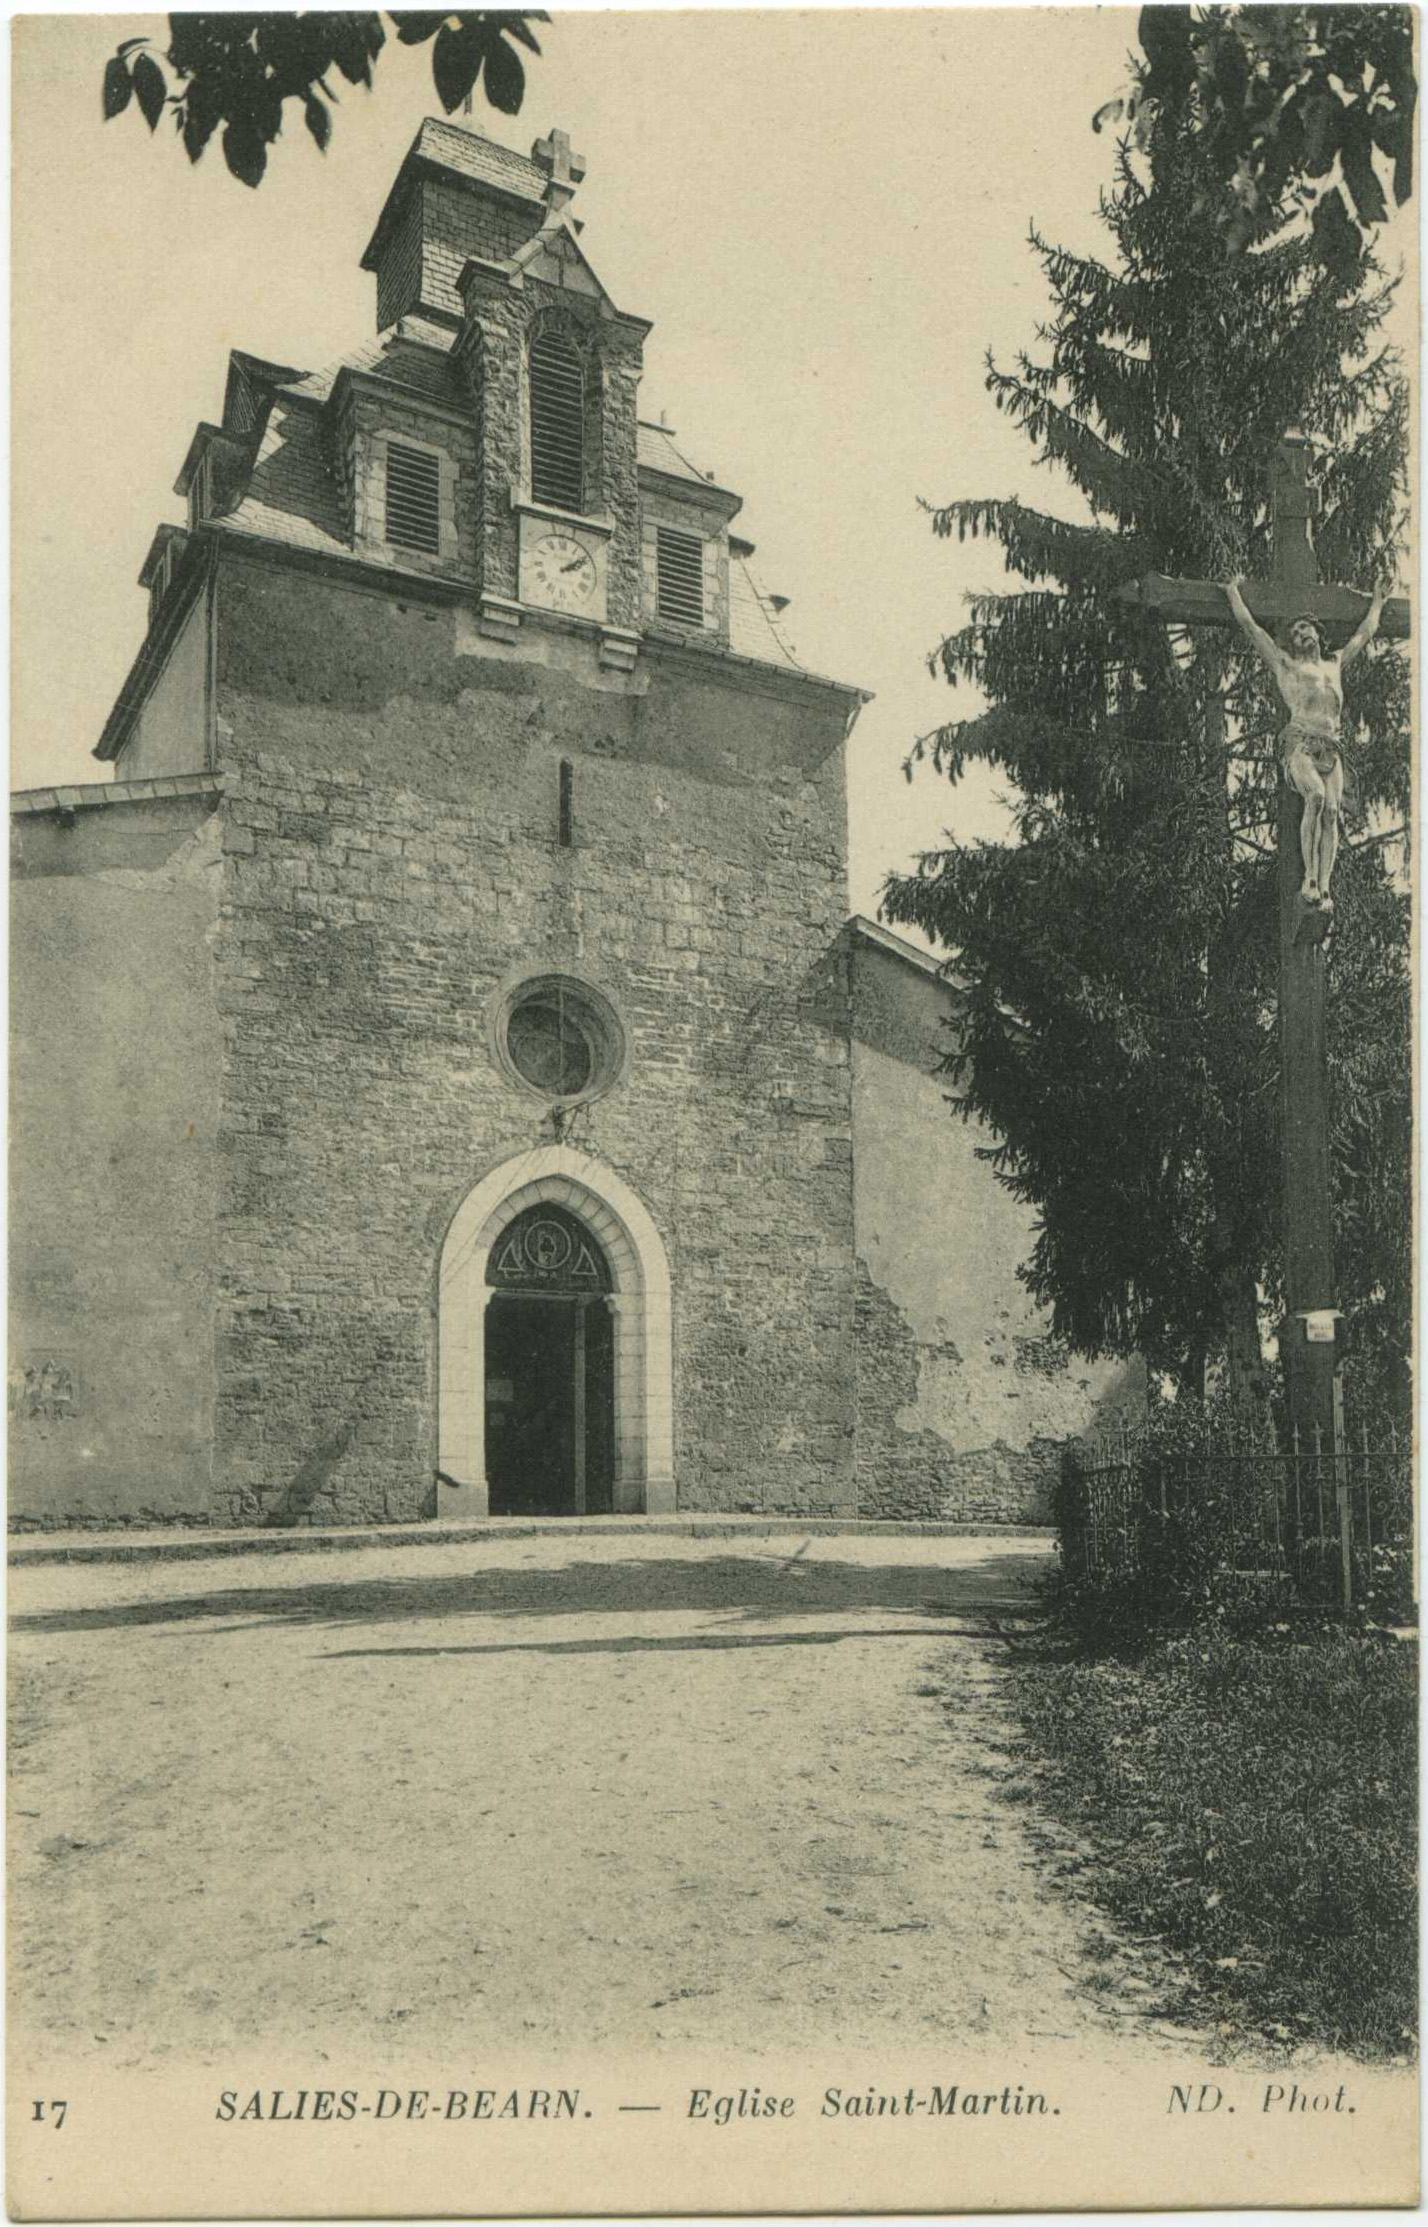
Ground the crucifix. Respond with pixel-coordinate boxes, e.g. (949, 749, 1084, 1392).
(1118, 432, 1409, 1451)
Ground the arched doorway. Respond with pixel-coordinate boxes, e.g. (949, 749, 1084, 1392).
(437, 1145, 674, 1519)
(484, 1203, 615, 1516)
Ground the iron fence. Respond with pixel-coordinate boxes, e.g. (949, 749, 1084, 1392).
(1060, 1415, 1415, 1614)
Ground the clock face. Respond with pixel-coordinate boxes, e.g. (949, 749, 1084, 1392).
(528, 531, 598, 613)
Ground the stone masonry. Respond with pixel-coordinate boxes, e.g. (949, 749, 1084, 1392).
(207, 553, 857, 1526)
(9, 116, 1137, 1530)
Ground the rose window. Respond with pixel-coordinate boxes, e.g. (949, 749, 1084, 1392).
(497, 975, 625, 1105)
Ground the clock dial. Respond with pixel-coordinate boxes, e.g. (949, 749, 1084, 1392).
(528, 531, 598, 612)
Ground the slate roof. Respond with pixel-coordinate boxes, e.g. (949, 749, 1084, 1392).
(638, 416, 798, 666)
(408, 116, 547, 202)
(729, 556, 799, 669)
(637, 421, 721, 489)
(13, 772, 224, 817)
(847, 913, 951, 983)
(361, 118, 546, 271)
(209, 325, 805, 670)
(281, 319, 464, 409)
(222, 395, 350, 562)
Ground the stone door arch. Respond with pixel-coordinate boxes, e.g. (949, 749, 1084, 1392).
(438, 1145, 674, 1517)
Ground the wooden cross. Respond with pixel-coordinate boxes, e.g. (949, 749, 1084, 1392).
(532, 127, 587, 209)
(1118, 433, 1409, 1452)
(1119, 435, 1410, 646)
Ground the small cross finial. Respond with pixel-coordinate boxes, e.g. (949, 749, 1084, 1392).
(532, 127, 587, 210)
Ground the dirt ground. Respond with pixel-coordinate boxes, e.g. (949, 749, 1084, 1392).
(9, 1529, 1197, 2074)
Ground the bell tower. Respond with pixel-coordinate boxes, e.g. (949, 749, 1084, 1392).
(414, 127, 649, 672)
(354, 117, 745, 669)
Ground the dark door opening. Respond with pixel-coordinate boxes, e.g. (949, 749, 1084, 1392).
(484, 1204, 615, 1517)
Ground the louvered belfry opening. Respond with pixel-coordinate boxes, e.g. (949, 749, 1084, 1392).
(530, 329, 586, 512)
(384, 441, 442, 554)
(656, 526, 704, 626)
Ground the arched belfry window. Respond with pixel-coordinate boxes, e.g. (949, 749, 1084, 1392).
(529, 329, 586, 512)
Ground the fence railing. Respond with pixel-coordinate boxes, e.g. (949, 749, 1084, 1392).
(1060, 1417, 1414, 1615)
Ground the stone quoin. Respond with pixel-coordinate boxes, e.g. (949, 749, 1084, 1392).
(9, 116, 1139, 1529)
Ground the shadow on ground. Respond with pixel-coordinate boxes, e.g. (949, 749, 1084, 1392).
(10, 1547, 1049, 1643)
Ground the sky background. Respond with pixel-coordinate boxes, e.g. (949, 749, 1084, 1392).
(10, 9, 1413, 926)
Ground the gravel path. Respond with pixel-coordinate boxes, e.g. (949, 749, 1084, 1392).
(10, 1529, 1187, 2073)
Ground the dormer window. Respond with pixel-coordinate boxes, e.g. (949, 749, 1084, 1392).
(384, 440, 442, 555)
(529, 330, 585, 511)
(356, 429, 457, 567)
(656, 526, 705, 627)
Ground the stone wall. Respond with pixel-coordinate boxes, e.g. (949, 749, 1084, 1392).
(207, 545, 857, 1526)
(9, 792, 225, 1524)
(457, 272, 646, 626)
(455, 278, 523, 604)
(849, 929, 1143, 1522)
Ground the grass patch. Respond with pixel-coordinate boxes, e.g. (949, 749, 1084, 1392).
(1009, 1619, 1417, 2058)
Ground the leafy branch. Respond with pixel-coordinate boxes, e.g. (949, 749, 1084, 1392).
(1094, 5, 1416, 282)
(103, 11, 548, 189)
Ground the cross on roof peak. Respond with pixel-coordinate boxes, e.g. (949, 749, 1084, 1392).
(532, 127, 587, 207)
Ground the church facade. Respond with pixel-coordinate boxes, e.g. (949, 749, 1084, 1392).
(10, 120, 1134, 1531)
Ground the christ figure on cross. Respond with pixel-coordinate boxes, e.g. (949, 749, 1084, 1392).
(1221, 573, 1386, 912)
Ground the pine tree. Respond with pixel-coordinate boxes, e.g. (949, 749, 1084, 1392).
(883, 119, 1410, 1408)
